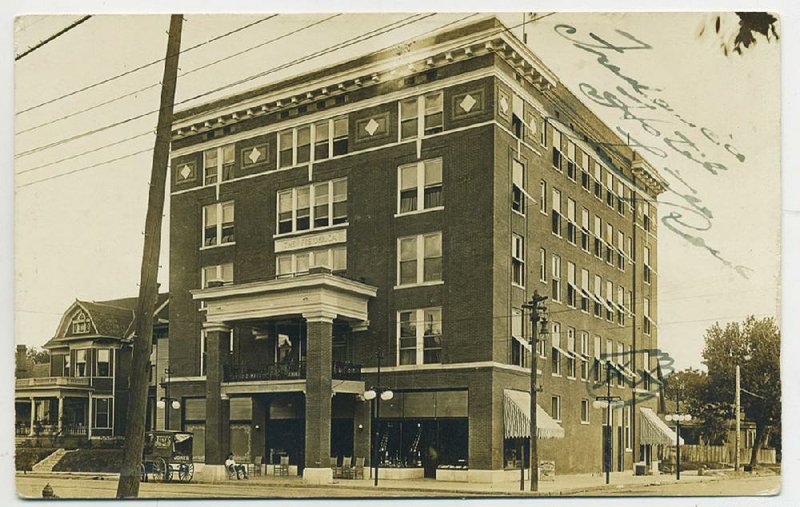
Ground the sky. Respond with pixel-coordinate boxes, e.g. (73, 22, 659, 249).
(2, 2, 799, 507)
(9, 10, 783, 376)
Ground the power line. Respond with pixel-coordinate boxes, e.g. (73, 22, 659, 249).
(15, 13, 438, 165)
(16, 148, 153, 189)
(16, 15, 278, 116)
(15, 15, 92, 61)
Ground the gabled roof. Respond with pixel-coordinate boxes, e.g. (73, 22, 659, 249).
(44, 293, 169, 350)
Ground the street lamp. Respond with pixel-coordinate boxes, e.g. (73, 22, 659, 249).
(158, 367, 181, 429)
(594, 360, 622, 485)
(364, 349, 393, 487)
(522, 290, 548, 492)
(665, 412, 692, 480)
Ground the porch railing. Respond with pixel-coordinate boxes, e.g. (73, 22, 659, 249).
(16, 377, 91, 388)
(17, 423, 89, 437)
(223, 361, 361, 382)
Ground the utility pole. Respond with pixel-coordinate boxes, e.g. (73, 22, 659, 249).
(735, 364, 741, 472)
(116, 14, 183, 498)
(523, 291, 547, 492)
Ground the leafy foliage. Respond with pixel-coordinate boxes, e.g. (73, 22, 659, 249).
(26, 347, 50, 365)
(663, 368, 729, 445)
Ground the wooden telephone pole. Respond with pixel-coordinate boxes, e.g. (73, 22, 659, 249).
(116, 14, 183, 498)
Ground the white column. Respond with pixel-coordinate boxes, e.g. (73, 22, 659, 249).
(29, 397, 35, 436)
(57, 395, 64, 433)
(87, 394, 93, 439)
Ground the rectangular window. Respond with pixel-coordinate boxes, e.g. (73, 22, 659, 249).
(580, 152, 590, 191)
(64, 354, 70, 377)
(511, 308, 528, 368)
(424, 92, 444, 135)
(332, 117, 349, 156)
(397, 308, 442, 365)
(400, 98, 418, 140)
(593, 336, 602, 383)
(512, 234, 525, 287)
(397, 232, 443, 286)
(539, 248, 547, 283)
(551, 188, 562, 236)
(278, 129, 293, 168)
(606, 280, 615, 321)
(617, 179, 625, 215)
(593, 215, 602, 257)
(512, 159, 525, 214)
(617, 286, 625, 325)
(567, 198, 576, 244)
(567, 262, 576, 307)
(276, 247, 345, 276)
(75, 350, 88, 377)
(96, 349, 111, 377)
(580, 332, 589, 380)
(593, 164, 602, 199)
(581, 399, 590, 423)
(644, 298, 652, 335)
(643, 202, 651, 232)
(617, 231, 625, 270)
(551, 322, 561, 375)
(93, 398, 113, 429)
(567, 141, 577, 180)
(314, 120, 330, 160)
(644, 246, 652, 284)
(204, 148, 218, 185)
(398, 158, 443, 214)
(202, 263, 233, 288)
(606, 171, 615, 207)
(617, 342, 625, 387)
(605, 224, 614, 264)
(279, 117, 348, 168)
(552, 129, 562, 170)
(276, 178, 347, 234)
(580, 268, 590, 312)
(567, 327, 576, 378)
(642, 350, 651, 391)
(539, 180, 547, 214)
(551, 395, 561, 421)
(296, 125, 311, 164)
(202, 201, 235, 247)
(625, 406, 632, 449)
(593, 275, 603, 317)
(551, 254, 561, 302)
(581, 208, 590, 251)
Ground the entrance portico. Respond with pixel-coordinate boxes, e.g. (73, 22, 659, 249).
(193, 271, 377, 484)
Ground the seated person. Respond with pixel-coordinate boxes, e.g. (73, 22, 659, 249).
(225, 453, 249, 479)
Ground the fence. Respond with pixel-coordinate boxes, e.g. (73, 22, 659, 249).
(662, 445, 776, 465)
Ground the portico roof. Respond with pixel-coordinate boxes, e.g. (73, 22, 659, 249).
(191, 271, 378, 324)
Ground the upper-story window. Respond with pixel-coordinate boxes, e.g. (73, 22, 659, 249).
(551, 321, 561, 376)
(580, 152, 590, 191)
(277, 246, 346, 277)
(539, 180, 547, 214)
(277, 178, 347, 235)
(95, 349, 112, 377)
(398, 232, 442, 287)
(567, 142, 577, 181)
(63, 354, 71, 377)
(644, 297, 652, 335)
(593, 165, 602, 199)
(400, 92, 443, 140)
(566, 262, 576, 307)
(581, 208, 590, 252)
(204, 144, 235, 185)
(605, 171, 615, 208)
(567, 198, 576, 244)
(551, 254, 562, 302)
(644, 246, 652, 284)
(605, 223, 614, 265)
(551, 129, 562, 170)
(202, 263, 233, 288)
(512, 234, 525, 288)
(616, 179, 625, 215)
(72, 311, 90, 334)
(643, 202, 652, 232)
(203, 201, 235, 247)
(551, 188, 562, 236)
(580, 268, 590, 312)
(593, 215, 602, 258)
(278, 117, 348, 169)
(398, 158, 443, 214)
(75, 349, 87, 377)
(617, 231, 626, 270)
(398, 307, 442, 365)
(512, 159, 525, 214)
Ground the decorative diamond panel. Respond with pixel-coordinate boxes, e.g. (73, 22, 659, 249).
(364, 118, 380, 136)
(248, 146, 262, 164)
(459, 94, 477, 113)
(179, 165, 192, 180)
(500, 95, 509, 114)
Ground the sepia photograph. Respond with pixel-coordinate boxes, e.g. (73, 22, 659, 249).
(7, 3, 791, 503)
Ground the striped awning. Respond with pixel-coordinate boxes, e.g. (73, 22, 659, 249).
(503, 389, 565, 440)
(640, 407, 683, 446)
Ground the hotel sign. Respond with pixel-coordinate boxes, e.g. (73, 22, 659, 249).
(274, 229, 347, 253)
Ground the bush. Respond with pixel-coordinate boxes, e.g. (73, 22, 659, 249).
(16, 448, 59, 471)
(52, 449, 124, 473)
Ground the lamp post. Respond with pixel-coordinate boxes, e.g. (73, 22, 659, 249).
(363, 349, 393, 487)
(157, 367, 181, 429)
(665, 389, 691, 481)
(594, 361, 621, 485)
(522, 291, 548, 492)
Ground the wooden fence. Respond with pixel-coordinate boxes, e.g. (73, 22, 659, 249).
(661, 445, 776, 465)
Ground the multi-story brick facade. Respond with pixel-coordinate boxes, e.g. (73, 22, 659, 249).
(165, 16, 668, 483)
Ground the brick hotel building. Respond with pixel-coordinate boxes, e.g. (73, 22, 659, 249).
(158, 16, 670, 483)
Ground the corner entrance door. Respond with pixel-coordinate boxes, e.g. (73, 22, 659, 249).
(617, 426, 624, 471)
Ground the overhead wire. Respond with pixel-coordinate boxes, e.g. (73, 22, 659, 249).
(15, 15, 92, 61)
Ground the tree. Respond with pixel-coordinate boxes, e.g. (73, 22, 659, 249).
(663, 368, 729, 445)
(702, 316, 780, 467)
(26, 347, 50, 365)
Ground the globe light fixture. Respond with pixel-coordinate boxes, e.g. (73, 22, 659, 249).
(171, 400, 181, 410)
(380, 390, 394, 401)
(363, 390, 377, 401)
(157, 400, 166, 409)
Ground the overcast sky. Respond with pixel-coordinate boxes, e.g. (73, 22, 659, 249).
(11, 10, 782, 373)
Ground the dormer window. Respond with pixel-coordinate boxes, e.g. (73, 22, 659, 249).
(72, 311, 90, 334)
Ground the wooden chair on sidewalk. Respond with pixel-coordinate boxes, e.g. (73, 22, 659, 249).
(330, 456, 341, 479)
(341, 456, 352, 479)
(352, 457, 365, 479)
(276, 455, 290, 477)
(250, 455, 263, 477)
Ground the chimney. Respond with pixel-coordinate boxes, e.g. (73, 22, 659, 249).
(16, 345, 28, 377)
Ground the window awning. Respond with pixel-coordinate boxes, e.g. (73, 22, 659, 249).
(512, 333, 532, 352)
(503, 389, 565, 439)
(640, 407, 683, 446)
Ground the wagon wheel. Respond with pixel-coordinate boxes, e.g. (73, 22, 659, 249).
(151, 457, 169, 482)
(161, 459, 173, 483)
(178, 463, 195, 483)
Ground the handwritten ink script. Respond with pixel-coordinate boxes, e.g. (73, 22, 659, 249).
(554, 24, 752, 278)
(584, 348, 675, 406)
